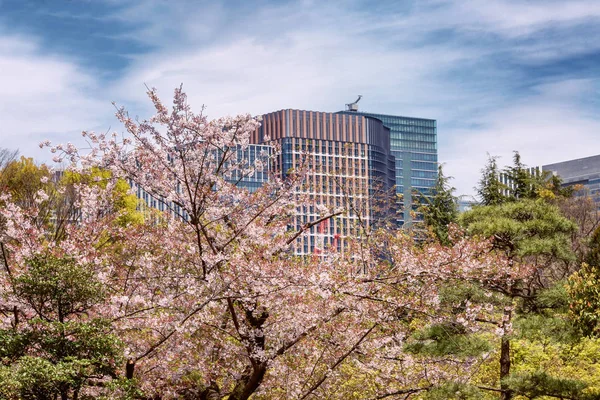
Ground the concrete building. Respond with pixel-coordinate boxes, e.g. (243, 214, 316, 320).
(543, 154, 600, 198)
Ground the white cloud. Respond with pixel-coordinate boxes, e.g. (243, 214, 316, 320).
(0, 33, 112, 161)
(395, 0, 600, 38)
(4, 0, 600, 198)
(443, 78, 600, 195)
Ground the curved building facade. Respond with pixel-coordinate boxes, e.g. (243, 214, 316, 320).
(339, 110, 437, 227)
(252, 110, 396, 255)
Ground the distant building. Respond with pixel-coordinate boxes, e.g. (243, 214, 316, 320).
(542, 155, 600, 198)
(457, 195, 477, 213)
(251, 109, 396, 255)
(498, 166, 543, 198)
(338, 99, 437, 227)
(133, 143, 272, 219)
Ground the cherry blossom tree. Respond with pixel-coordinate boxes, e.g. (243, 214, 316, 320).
(1, 87, 523, 399)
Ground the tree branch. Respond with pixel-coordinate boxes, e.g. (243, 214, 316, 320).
(299, 323, 378, 400)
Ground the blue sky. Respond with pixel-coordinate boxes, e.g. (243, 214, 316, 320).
(1, 0, 600, 195)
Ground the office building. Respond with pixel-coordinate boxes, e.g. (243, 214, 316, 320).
(339, 99, 437, 227)
(543, 155, 600, 198)
(251, 110, 396, 255)
(133, 143, 272, 219)
(494, 155, 600, 201)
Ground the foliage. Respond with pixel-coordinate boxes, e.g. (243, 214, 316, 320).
(460, 198, 576, 263)
(0, 156, 53, 210)
(60, 168, 144, 227)
(476, 154, 507, 206)
(568, 224, 600, 338)
(568, 263, 600, 337)
(422, 382, 483, 400)
(0, 255, 124, 399)
(405, 322, 491, 358)
(420, 164, 458, 245)
(3, 88, 599, 399)
(503, 152, 538, 200)
(458, 195, 579, 400)
(476, 151, 572, 207)
(586, 225, 600, 268)
(502, 371, 589, 399)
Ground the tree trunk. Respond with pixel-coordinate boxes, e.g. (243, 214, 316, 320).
(499, 304, 513, 400)
(126, 359, 135, 379)
(228, 364, 267, 400)
(200, 382, 221, 400)
(499, 336, 511, 399)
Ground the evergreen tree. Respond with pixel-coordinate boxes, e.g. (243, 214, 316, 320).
(548, 174, 574, 198)
(504, 151, 535, 200)
(459, 199, 578, 400)
(476, 154, 507, 206)
(501, 151, 572, 202)
(420, 164, 458, 245)
(0, 255, 130, 399)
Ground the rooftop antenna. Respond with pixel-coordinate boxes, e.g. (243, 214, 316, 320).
(345, 95, 362, 112)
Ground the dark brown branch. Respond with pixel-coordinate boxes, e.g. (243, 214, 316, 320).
(227, 297, 243, 338)
(369, 387, 431, 400)
(286, 212, 343, 246)
(0, 242, 11, 279)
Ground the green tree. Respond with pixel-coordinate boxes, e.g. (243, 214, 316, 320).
(546, 174, 574, 199)
(60, 168, 144, 227)
(419, 164, 458, 245)
(0, 255, 128, 399)
(503, 151, 535, 200)
(459, 199, 578, 400)
(0, 156, 53, 210)
(568, 225, 600, 337)
(476, 154, 507, 206)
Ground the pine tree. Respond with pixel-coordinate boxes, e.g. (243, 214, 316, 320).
(504, 151, 534, 200)
(459, 199, 578, 400)
(420, 164, 458, 245)
(476, 154, 507, 206)
(0, 255, 128, 399)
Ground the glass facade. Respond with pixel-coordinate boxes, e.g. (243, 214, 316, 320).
(132, 143, 271, 219)
(225, 144, 272, 193)
(338, 111, 438, 227)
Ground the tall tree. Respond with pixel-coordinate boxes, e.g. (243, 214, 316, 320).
(420, 164, 458, 245)
(0, 148, 18, 174)
(504, 151, 534, 200)
(476, 154, 507, 206)
(0, 156, 52, 210)
(460, 199, 577, 400)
